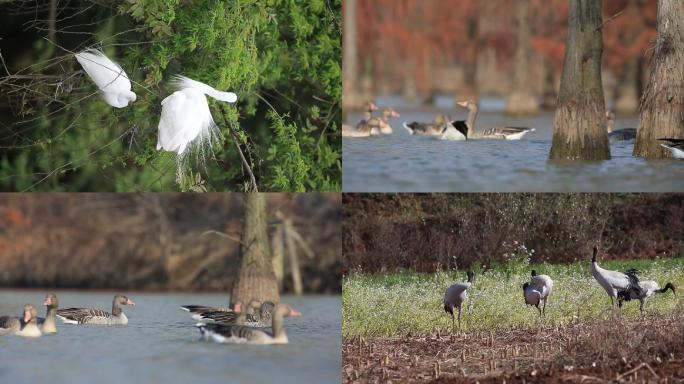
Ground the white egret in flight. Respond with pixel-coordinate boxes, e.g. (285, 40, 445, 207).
(74, 49, 137, 108)
(157, 75, 237, 155)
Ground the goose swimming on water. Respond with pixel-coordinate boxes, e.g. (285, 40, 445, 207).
(0, 304, 42, 337)
(57, 294, 135, 325)
(455, 101, 535, 140)
(197, 303, 301, 345)
(659, 138, 684, 159)
(606, 110, 636, 143)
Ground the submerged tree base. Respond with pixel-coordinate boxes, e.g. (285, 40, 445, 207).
(550, 102, 611, 161)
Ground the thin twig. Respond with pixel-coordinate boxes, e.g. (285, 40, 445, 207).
(227, 120, 258, 192)
(595, 10, 624, 31)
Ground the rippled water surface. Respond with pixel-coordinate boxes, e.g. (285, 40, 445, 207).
(343, 103, 684, 192)
(0, 291, 340, 384)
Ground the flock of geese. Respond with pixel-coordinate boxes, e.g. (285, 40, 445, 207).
(443, 246, 676, 332)
(342, 101, 535, 141)
(343, 101, 684, 158)
(0, 294, 301, 345)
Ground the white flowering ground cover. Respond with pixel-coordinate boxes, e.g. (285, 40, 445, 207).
(343, 258, 684, 337)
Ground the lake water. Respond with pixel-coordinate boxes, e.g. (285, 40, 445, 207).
(343, 100, 684, 192)
(0, 291, 340, 384)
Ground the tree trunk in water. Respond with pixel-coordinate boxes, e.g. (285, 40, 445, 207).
(549, 0, 610, 160)
(342, 0, 359, 110)
(230, 194, 279, 306)
(633, 0, 684, 158)
(506, 0, 539, 115)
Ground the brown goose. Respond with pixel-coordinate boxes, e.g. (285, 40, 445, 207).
(197, 303, 301, 345)
(38, 293, 58, 334)
(456, 101, 535, 140)
(606, 110, 636, 143)
(0, 304, 42, 337)
(181, 302, 241, 321)
(342, 102, 381, 138)
(56, 294, 135, 325)
(377, 108, 400, 134)
(403, 114, 452, 136)
(199, 300, 275, 326)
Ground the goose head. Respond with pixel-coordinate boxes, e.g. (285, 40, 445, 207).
(664, 282, 676, 296)
(366, 102, 379, 113)
(43, 293, 58, 310)
(456, 100, 478, 112)
(23, 304, 37, 324)
(531, 270, 537, 277)
(466, 271, 475, 283)
(382, 108, 400, 119)
(591, 246, 598, 263)
(114, 294, 135, 307)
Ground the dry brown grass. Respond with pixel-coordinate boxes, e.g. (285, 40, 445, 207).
(342, 313, 684, 383)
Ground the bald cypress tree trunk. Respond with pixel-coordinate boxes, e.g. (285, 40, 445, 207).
(230, 193, 279, 306)
(549, 0, 610, 160)
(506, 0, 539, 115)
(633, 0, 684, 158)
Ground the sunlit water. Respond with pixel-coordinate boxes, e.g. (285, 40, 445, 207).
(343, 99, 684, 192)
(0, 291, 340, 384)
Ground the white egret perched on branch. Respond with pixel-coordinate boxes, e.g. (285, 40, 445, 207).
(157, 75, 237, 156)
(74, 49, 137, 108)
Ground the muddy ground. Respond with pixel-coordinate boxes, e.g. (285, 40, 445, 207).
(342, 314, 684, 383)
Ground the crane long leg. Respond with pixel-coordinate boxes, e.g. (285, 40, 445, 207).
(536, 304, 541, 317)
(451, 312, 455, 333)
(457, 306, 462, 330)
(542, 299, 547, 317)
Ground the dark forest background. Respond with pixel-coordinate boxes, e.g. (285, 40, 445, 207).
(0, 193, 341, 293)
(343, 194, 684, 274)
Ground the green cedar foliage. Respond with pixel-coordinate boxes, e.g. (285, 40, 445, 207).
(0, 0, 340, 191)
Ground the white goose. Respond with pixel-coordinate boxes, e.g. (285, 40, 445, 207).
(455, 101, 535, 140)
(443, 271, 474, 331)
(659, 139, 684, 159)
(523, 270, 553, 316)
(75, 49, 137, 108)
(197, 304, 301, 345)
(56, 295, 135, 325)
(590, 246, 643, 309)
(0, 304, 42, 338)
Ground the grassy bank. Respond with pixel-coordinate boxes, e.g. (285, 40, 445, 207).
(342, 257, 684, 337)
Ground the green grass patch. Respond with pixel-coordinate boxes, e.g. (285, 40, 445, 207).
(342, 257, 684, 337)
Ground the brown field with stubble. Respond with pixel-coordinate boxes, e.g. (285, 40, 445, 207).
(342, 314, 684, 383)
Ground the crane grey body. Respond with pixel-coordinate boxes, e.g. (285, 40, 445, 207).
(443, 271, 474, 332)
(590, 246, 644, 311)
(523, 270, 553, 316)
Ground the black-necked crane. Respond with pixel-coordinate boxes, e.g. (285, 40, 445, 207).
(617, 280, 676, 313)
(523, 270, 553, 316)
(443, 271, 474, 332)
(590, 246, 644, 310)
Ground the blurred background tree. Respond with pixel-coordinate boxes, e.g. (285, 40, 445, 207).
(343, 0, 657, 114)
(0, 0, 341, 192)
